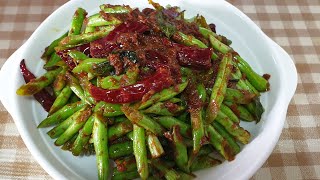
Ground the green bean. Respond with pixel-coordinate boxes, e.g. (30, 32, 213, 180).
(92, 111, 109, 180)
(57, 27, 115, 50)
(72, 115, 94, 156)
(94, 101, 107, 113)
(68, 93, 80, 103)
(172, 125, 189, 173)
(133, 124, 149, 180)
(103, 103, 123, 117)
(142, 101, 185, 116)
(199, 27, 217, 39)
(177, 171, 195, 180)
(49, 86, 73, 115)
(245, 98, 264, 122)
(231, 64, 260, 96)
(100, 4, 132, 13)
(92, 61, 115, 77)
(85, 26, 96, 33)
(77, 74, 96, 105)
(68, 50, 89, 62)
(114, 156, 136, 175)
(87, 14, 121, 27)
(198, 145, 214, 156)
(126, 131, 133, 141)
(121, 105, 164, 136)
(38, 101, 86, 128)
(112, 170, 139, 180)
(147, 132, 164, 158)
(215, 111, 251, 144)
(65, 71, 91, 105)
(68, 8, 87, 36)
(175, 32, 218, 60)
(138, 79, 188, 110)
(232, 62, 243, 79)
(205, 53, 232, 124)
(176, 111, 189, 123)
(225, 88, 255, 104)
(55, 106, 91, 146)
(208, 34, 231, 54)
(176, 32, 207, 48)
(205, 125, 235, 161)
(150, 159, 180, 180)
(108, 119, 133, 141)
(190, 155, 221, 172)
(190, 109, 205, 154)
(42, 32, 68, 59)
(199, 27, 232, 45)
(236, 55, 269, 92)
(43, 53, 62, 70)
(47, 105, 89, 138)
(53, 68, 67, 97)
(220, 103, 239, 123)
(72, 58, 108, 74)
(109, 141, 133, 159)
(180, 67, 192, 77)
(224, 101, 255, 122)
(212, 121, 240, 154)
(187, 145, 214, 168)
(154, 116, 191, 138)
(190, 83, 206, 154)
(100, 75, 122, 89)
(108, 115, 124, 124)
(235, 77, 260, 97)
(61, 133, 78, 151)
(16, 67, 62, 95)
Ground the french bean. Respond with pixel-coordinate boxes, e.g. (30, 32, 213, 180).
(205, 53, 232, 124)
(92, 111, 109, 180)
(215, 111, 251, 144)
(190, 83, 206, 154)
(55, 106, 91, 146)
(224, 101, 255, 122)
(109, 141, 133, 159)
(108, 119, 133, 141)
(49, 85, 73, 115)
(42, 32, 68, 59)
(154, 116, 191, 138)
(133, 124, 149, 179)
(87, 14, 121, 27)
(206, 125, 235, 161)
(147, 132, 164, 158)
(100, 4, 132, 13)
(47, 105, 89, 139)
(121, 105, 164, 136)
(57, 26, 115, 49)
(69, 8, 87, 36)
(38, 101, 86, 128)
(172, 125, 189, 173)
(17, 67, 62, 95)
(44, 53, 62, 69)
(236, 55, 269, 92)
(72, 115, 94, 156)
(138, 79, 188, 110)
(220, 103, 239, 123)
(212, 121, 240, 154)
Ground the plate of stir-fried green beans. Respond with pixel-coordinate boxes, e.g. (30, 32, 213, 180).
(0, 0, 297, 179)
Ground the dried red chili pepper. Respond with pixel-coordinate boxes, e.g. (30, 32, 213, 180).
(89, 67, 173, 103)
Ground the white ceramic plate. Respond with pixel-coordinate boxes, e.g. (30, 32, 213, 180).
(0, 0, 297, 179)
